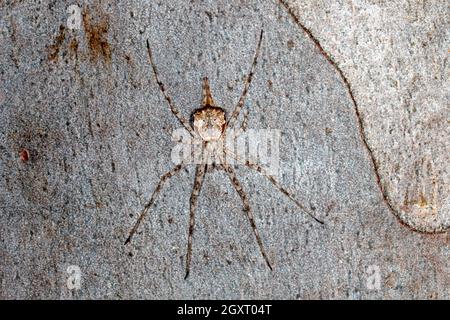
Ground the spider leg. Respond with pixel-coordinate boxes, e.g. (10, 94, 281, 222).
(240, 107, 249, 133)
(227, 30, 264, 129)
(224, 147, 324, 225)
(220, 163, 273, 270)
(173, 135, 203, 145)
(232, 107, 250, 140)
(125, 163, 187, 245)
(185, 163, 208, 279)
(146, 39, 195, 136)
(222, 108, 249, 167)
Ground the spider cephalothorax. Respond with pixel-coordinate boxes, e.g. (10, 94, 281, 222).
(191, 77, 226, 142)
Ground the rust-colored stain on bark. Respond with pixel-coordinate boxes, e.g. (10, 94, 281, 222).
(69, 38, 79, 57)
(47, 25, 66, 62)
(19, 148, 30, 162)
(82, 8, 111, 62)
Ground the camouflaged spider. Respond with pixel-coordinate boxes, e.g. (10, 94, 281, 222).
(125, 30, 323, 279)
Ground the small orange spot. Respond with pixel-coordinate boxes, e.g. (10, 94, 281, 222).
(20, 149, 30, 162)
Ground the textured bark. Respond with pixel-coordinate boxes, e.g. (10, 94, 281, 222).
(0, 0, 448, 299)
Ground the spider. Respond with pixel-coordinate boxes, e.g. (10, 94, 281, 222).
(125, 30, 324, 279)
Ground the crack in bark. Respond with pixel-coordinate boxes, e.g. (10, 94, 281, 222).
(278, 0, 447, 234)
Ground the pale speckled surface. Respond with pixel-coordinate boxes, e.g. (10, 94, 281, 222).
(0, 0, 448, 299)
(288, 0, 449, 232)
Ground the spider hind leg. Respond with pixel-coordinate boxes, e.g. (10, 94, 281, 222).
(224, 147, 324, 225)
(220, 163, 273, 271)
(228, 29, 264, 129)
(184, 164, 208, 279)
(125, 163, 186, 245)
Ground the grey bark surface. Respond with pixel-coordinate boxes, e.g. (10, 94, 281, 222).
(0, 0, 448, 299)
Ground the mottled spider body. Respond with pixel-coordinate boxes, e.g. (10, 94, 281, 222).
(125, 30, 323, 279)
(191, 79, 227, 142)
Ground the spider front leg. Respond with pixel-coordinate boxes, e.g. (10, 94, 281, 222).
(125, 162, 188, 245)
(185, 164, 208, 279)
(233, 107, 250, 139)
(227, 30, 263, 129)
(219, 163, 273, 271)
(224, 148, 324, 225)
(146, 39, 195, 137)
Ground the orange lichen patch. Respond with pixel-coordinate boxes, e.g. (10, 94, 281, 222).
(47, 25, 66, 62)
(417, 192, 428, 208)
(82, 8, 111, 62)
(401, 187, 438, 216)
(19, 148, 30, 162)
(404, 189, 434, 209)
